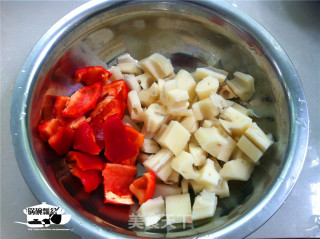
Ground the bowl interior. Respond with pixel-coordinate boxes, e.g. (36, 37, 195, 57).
(28, 1, 289, 238)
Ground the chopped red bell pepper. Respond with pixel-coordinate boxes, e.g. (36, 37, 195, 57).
(120, 125, 145, 165)
(89, 117, 105, 150)
(129, 171, 155, 205)
(65, 151, 104, 171)
(100, 80, 129, 116)
(74, 66, 111, 85)
(48, 127, 74, 155)
(71, 167, 102, 193)
(53, 96, 86, 129)
(125, 125, 144, 150)
(62, 82, 102, 118)
(66, 115, 87, 130)
(53, 96, 70, 122)
(101, 80, 129, 100)
(102, 163, 137, 205)
(73, 121, 101, 155)
(90, 96, 122, 121)
(38, 118, 59, 140)
(103, 115, 137, 163)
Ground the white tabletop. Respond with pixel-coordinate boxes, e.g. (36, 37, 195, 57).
(1, 1, 319, 238)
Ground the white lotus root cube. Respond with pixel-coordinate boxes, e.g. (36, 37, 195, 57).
(231, 146, 251, 161)
(219, 107, 252, 137)
(137, 153, 151, 164)
(210, 92, 233, 113)
(195, 67, 227, 84)
(232, 102, 255, 117)
(165, 194, 192, 224)
(136, 73, 154, 90)
(165, 170, 180, 185)
(217, 84, 237, 99)
(196, 159, 221, 187)
(244, 122, 273, 152)
(192, 98, 220, 121)
(171, 151, 199, 180)
(117, 62, 142, 75)
(143, 149, 173, 181)
(188, 142, 207, 167)
(153, 184, 182, 198)
(237, 135, 263, 163)
(189, 180, 204, 194)
(210, 157, 222, 172)
(169, 109, 193, 117)
(108, 66, 123, 82)
(139, 82, 159, 107)
(141, 124, 157, 140)
(158, 79, 177, 104)
(220, 158, 254, 181)
(227, 71, 255, 101)
(195, 75, 219, 100)
(181, 179, 189, 194)
(166, 89, 190, 111)
(217, 136, 237, 162)
(157, 121, 191, 156)
(202, 120, 214, 128)
(143, 103, 166, 134)
(154, 124, 168, 141)
(127, 90, 144, 121)
(180, 115, 199, 134)
(192, 190, 217, 221)
(138, 196, 165, 227)
(205, 180, 230, 198)
(194, 127, 228, 159)
(117, 53, 137, 64)
(174, 69, 197, 100)
(139, 53, 174, 80)
(141, 139, 160, 154)
(123, 74, 141, 92)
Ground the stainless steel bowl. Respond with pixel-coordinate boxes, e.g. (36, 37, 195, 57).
(10, 1, 309, 238)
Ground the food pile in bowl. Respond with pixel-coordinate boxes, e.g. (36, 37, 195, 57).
(37, 51, 273, 229)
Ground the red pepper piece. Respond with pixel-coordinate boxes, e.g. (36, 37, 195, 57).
(129, 171, 155, 205)
(120, 125, 145, 165)
(62, 82, 102, 118)
(89, 117, 105, 150)
(102, 163, 137, 205)
(103, 115, 137, 163)
(88, 99, 123, 151)
(65, 115, 87, 130)
(53, 96, 70, 122)
(101, 80, 129, 116)
(38, 118, 60, 140)
(66, 151, 104, 171)
(53, 96, 86, 129)
(74, 66, 111, 85)
(90, 97, 122, 121)
(71, 167, 102, 192)
(73, 121, 101, 155)
(48, 127, 74, 155)
(101, 80, 129, 99)
(125, 125, 145, 150)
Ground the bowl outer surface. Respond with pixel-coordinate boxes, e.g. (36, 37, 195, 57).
(10, 0, 309, 238)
